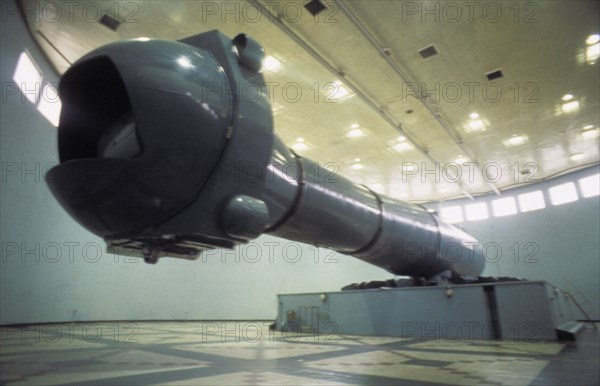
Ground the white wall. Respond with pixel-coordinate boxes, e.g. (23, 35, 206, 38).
(428, 166, 600, 320)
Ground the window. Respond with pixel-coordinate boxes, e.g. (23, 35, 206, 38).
(492, 197, 517, 217)
(549, 182, 578, 205)
(579, 174, 599, 198)
(440, 206, 463, 223)
(12, 51, 42, 103)
(465, 202, 489, 221)
(37, 84, 61, 127)
(518, 190, 545, 212)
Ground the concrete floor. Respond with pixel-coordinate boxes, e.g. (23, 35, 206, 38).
(1, 321, 598, 385)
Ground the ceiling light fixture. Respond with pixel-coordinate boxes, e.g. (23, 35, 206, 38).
(469, 112, 479, 119)
(351, 163, 364, 170)
(331, 80, 352, 100)
(393, 142, 413, 153)
(582, 128, 599, 140)
(291, 137, 309, 151)
(503, 135, 528, 147)
(263, 55, 282, 71)
(570, 153, 584, 162)
(585, 34, 600, 64)
(468, 119, 485, 131)
(586, 42, 600, 63)
(292, 141, 308, 151)
(561, 100, 580, 113)
(346, 128, 366, 138)
(561, 94, 574, 101)
(586, 34, 600, 45)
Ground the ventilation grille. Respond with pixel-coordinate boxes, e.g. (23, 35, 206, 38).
(418, 45, 439, 59)
(486, 69, 504, 81)
(99, 14, 121, 31)
(304, 0, 327, 16)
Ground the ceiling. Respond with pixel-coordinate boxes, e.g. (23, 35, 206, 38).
(21, 0, 600, 202)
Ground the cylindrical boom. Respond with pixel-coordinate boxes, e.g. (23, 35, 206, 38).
(264, 138, 484, 278)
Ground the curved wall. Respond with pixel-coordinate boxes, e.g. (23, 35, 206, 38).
(426, 166, 600, 320)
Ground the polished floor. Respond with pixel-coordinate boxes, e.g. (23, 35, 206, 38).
(1, 321, 598, 385)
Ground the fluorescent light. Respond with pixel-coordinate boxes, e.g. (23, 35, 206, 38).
(37, 84, 61, 127)
(292, 142, 308, 151)
(292, 138, 308, 151)
(465, 202, 489, 221)
(549, 182, 578, 205)
(468, 120, 485, 131)
(492, 197, 517, 217)
(346, 128, 365, 138)
(263, 55, 282, 71)
(332, 80, 352, 100)
(354, 158, 361, 162)
(582, 128, 599, 140)
(351, 163, 364, 170)
(579, 174, 600, 198)
(561, 100, 580, 113)
(393, 142, 413, 153)
(583, 125, 594, 130)
(570, 153, 584, 162)
(503, 135, 528, 147)
(440, 206, 463, 223)
(587, 34, 600, 45)
(396, 136, 406, 142)
(586, 43, 599, 63)
(518, 190, 545, 212)
(561, 94, 574, 101)
(13, 51, 42, 103)
(469, 112, 479, 119)
(351, 123, 360, 129)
